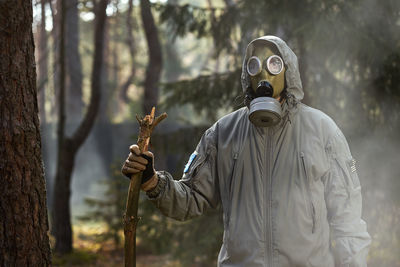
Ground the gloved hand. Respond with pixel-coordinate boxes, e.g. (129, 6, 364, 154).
(121, 144, 158, 191)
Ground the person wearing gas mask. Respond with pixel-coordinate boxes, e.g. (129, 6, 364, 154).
(122, 36, 371, 266)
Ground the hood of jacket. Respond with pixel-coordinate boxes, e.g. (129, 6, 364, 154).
(241, 35, 304, 101)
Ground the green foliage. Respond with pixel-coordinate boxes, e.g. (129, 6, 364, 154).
(162, 68, 243, 121)
(154, 3, 213, 40)
(154, 0, 400, 134)
(136, 199, 174, 254)
(52, 248, 98, 266)
(171, 209, 223, 266)
(78, 162, 129, 248)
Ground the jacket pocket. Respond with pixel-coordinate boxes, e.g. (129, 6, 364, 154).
(300, 152, 317, 234)
(222, 152, 238, 250)
(225, 152, 238, 235)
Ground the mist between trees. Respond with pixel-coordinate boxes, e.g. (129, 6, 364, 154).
(30, 0, 400, 265)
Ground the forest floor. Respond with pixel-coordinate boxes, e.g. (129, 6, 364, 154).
(51, 223, 183, 267)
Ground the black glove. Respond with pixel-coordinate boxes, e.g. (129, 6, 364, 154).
(122, 151, 155, 184)
(141, 154, 155, 184)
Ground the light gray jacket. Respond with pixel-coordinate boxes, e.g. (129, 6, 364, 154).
(148, 36, 371, 267)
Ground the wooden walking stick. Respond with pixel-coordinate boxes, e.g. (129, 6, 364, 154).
(123, 107, 167, 267)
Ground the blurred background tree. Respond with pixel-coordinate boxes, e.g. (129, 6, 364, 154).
(50, 0, 108, 254)
(31, 0, 400, 265)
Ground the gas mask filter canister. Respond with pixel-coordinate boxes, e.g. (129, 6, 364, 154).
(246, 51, 285, 127)
(248, 96, 282, 127)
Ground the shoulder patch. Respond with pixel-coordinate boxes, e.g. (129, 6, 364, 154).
(184, 151, 198, 173)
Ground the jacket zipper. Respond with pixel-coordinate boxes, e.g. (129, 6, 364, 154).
(300, 152, 316, 234)
(265, 129, 273, 267)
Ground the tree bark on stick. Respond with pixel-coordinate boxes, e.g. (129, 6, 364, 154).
(124, 107, 167, 267)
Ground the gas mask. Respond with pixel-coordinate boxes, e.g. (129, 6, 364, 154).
(245, 43, 286, 127)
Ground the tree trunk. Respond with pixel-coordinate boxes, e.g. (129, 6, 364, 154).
(0, 1, 51, 265)
(119, 0, 136, 104)
(96, 16, 113, 175)
(51, 0, 61, 118)
(52, 142, 75, 253)
(52, 0, 109, 254)
(140, 0, 163, 114)
(163, 0, 184, 83)
(99, 17, 110, 123)
(66, 0, 84, 124)
(38, 0, 48, 124)
(37, 0, 52, 207)
(52, 0, 70, 252)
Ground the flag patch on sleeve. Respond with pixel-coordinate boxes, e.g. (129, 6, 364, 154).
(351, 158, 357, 173)
(184, 151, 198, 173)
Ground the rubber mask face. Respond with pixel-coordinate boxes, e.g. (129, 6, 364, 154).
(246, 42, 286, 127)
(248, 44, 285, 98)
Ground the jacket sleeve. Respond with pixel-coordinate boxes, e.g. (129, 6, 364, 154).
(323, 128, 371, 267)
(145, 125, 220, 221)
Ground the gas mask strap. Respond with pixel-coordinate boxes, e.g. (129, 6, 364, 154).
(244, 87, 256, 107)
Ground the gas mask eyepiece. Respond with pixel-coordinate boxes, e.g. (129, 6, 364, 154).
(266, 55, 284, 75)
(247, 56, 262, 76)
(246, 55, 284, 77)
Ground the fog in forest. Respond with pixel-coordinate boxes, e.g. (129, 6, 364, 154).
(32, 0, 399, 265)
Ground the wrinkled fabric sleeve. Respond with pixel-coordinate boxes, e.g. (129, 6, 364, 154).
(323, 128, 371, 267)
(145, 125, 220, 221)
